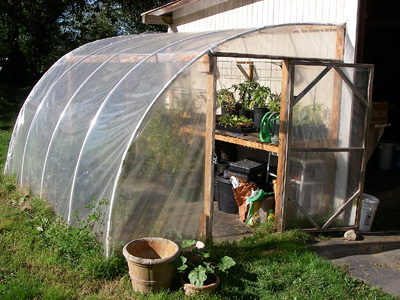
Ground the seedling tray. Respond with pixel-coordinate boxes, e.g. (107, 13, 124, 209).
(228, 158, 267, 176)
(216, 124, 255, 133)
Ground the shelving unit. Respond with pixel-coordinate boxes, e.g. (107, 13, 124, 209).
(199, 24, 374, 239)
(215, 130, 278, 153)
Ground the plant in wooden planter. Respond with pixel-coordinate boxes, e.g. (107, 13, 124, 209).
(174, 240, 235, 295)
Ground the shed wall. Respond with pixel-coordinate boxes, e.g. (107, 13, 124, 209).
(172, 0, 358, 62)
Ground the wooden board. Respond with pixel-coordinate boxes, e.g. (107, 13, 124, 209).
(215, 130, 278, 153)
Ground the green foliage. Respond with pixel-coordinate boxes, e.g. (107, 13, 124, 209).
(266, 92, 281, 112)
(73, 196, 109, 231)
(0, 174, 128, 299)
(0, 129, 12, 170)
(217, 88, 236, 114)
(293, 103, 328, 125)
(0, 0, 167, 122)
(252, 84, 271, 108)
(217, 114, 253, 129)
(232, 80, 260, 111)
(174, 240, 236, 288)
(229, 81, 280, 112)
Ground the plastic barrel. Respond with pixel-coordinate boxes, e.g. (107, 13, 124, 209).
(359, 194, 380, 231)
(123, 237, 180, 293)
(377, 142, 396, 170)
(215, 175, 238, 213)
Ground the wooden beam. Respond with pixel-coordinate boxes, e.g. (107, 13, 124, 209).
(142, 13, 173, 25)
(215, 132, 278, 152)
(143, 0, 202, 16)
(236, 62, 254, 81)
(213, 52, 342, 63)
(200, 54, 216, 240)
(275, 59, 291, 232)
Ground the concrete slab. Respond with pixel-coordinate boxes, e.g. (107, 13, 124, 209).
(312, 231, 400, 298)
(212, 202, 254, 243)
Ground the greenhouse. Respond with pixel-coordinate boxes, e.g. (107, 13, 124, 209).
(4, 24, 374, 256)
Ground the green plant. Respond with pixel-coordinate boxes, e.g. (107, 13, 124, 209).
(174, 240, 236, 288)
(266, 92, 281, 112)
(293, 103, 327, 125)
(232, 80, 259, 111)
(73, 196, 109, 231)
(252, 85, 271, 108)
(217, 114, 253, 129)
(217, 88, 236, 115)
(0, 129, 12, 170)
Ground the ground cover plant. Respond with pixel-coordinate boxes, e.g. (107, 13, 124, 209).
(0, 128, 397, 299)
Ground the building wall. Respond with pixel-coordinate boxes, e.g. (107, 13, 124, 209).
(171, 0, 359, 62)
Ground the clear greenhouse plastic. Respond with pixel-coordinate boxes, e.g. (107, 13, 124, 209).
(285, 63, 372, 229)
(5, 24, 353, 255)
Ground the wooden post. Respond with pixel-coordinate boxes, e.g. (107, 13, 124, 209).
(200, 55, 216, 240)
(275, 59, 291, 232)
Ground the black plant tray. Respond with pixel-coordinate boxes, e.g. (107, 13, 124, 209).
(216, 124, 255, 133)
(228, 158, 267, 176)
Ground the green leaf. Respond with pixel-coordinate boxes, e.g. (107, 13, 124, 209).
(188, 266, 207, 288)
(218, 256, 236, 272)
(179, 239, 196, 249)
(203, 261, 214, 273)
(173, 256, 188, 272)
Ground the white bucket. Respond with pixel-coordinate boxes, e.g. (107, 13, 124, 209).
(359, 194, 379, 231)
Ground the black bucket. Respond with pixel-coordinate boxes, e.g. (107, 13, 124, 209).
(253, 107, 269, 131)
(215, 176, 238, 214)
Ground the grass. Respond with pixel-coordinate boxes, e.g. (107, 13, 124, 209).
(0, 127, 398, 299)
(0, 129, 12, 170)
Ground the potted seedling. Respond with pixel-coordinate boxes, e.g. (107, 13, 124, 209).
(252, 84, 271, 131)
(174, 240, 236, 296)
(232, 80, 259, 118)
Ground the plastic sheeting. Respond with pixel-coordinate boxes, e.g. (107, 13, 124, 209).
(5, 24, 349, 255)
(285, 62, 373, 229)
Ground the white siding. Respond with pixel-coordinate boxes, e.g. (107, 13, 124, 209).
(172, 0, 358, 62)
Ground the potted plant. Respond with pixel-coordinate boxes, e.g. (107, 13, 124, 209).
(174, 240, 236, 296)
(266, 92, 281, 113)
(232, 80, 259, 118)
(252, 84, 271, 131)
(217, 88, 237, 116)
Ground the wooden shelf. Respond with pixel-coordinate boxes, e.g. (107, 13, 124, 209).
(215, 129, 278, 153)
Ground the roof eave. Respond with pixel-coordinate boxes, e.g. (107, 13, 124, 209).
(141, 0, 200, 25)
(141, 0, 229, 25)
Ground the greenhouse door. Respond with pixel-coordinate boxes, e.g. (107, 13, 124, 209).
(283, 61, 374, 230)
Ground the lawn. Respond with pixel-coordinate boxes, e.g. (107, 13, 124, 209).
(0, 127, 397, 299)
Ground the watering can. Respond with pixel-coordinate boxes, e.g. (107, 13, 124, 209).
(260, 111, 279, 143)
(267, 112, 280, 145)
